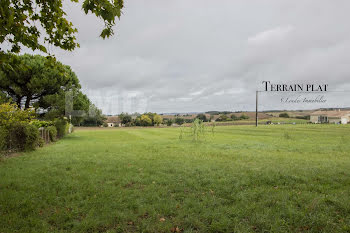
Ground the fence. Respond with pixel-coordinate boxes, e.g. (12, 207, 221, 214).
(39, 127, 51, 144)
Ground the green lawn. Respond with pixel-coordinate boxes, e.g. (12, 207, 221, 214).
(1, 125, 350, 232)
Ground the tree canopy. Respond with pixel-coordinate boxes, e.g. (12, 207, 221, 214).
(0, 54, 80, 109)
(196, 113, 208, 122)
(0, 0, 124, 56)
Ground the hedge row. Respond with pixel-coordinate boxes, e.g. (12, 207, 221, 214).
(0, 119, 72, 154)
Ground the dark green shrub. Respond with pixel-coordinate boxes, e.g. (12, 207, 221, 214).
(8, 123, 39, 151)
(196, 113, 208, 122)
(0, 126, 8, 152)
(165, 119, 173, 126)
(231, 115, 239, 121)
(279, 113, 290, 118)
(184, 119, 194, 123)
(175, 118, 185, 125)
(216, 114, 229, 122)
(37, 138, 44, 147)
(54, 119, 68, 138)
(30, 120, 53, 128)
(47, 126, 57, 142)
(296, 115, 310, 120)
(239, 114, 249, 120)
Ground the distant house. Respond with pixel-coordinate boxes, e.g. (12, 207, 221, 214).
(310, 110, 350, 124)
(105, 116, 120, 127)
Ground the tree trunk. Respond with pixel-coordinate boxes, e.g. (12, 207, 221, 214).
(16, 96, 22, 108)
(24, 96, 31, 109)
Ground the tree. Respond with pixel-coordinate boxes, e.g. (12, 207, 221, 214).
(140, 114, 152, 126)
(239, 114, 249, 120)
(196, 113, 207, 122)
(0, 54, 80, 109)
(175, 117, 185, 125)
(0, 0, 124, 55)
(216, 114, 229, 122)
(153, 114, 163, 126)
(40, 89, 90, 124)
(165, 119, 173, 126)
(119, 113, 132, 125)
(81, 104, 105, 126)
(231, 114, 239, 121)
(279, 113, 290, 118)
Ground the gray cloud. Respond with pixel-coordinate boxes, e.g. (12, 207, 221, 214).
(32, 0, 350, 114)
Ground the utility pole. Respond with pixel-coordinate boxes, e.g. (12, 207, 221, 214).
(256, 91, 258, 127)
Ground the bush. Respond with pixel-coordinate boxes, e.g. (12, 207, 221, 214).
(47, 126, 57, 142)
(0, 103, 35, 126)
(216, 114, 229, 122)
(140, 115, 152, 126)
(165, 119, 173, 126)
(279, 113, 290, 118)
(54, 119, 68, 138)
(0, 126, 8, 152)
(175, 118, 185, 125)
(30, 120, 53, 128)
(103, 122, 108, 127)
(8, 123, 39, 151)
(184, 119, 194, 123)
(196, 113, 207, 122)
(296, 115, 310, 120)
(231, 115, 239, 121)
(239, 114, 249, 120)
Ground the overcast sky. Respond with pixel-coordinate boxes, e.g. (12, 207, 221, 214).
(29, 0, 350, 114)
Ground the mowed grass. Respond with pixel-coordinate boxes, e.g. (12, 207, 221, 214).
(1, 125, 350, 232)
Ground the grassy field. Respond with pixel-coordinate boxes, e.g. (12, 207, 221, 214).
(206, 117, 309, 126)
(1, 125, 350, 232)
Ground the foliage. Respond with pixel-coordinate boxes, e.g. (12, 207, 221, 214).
(184, 119, 194, 123)
(69, 92, 90, 126)
(30, 120, 53, 128)
(216, 114, 249, 121)
(0, 126, 7, 152)
(174, 117, 185, 125)
(153, 114, 163, 126)
(239, 114, 249, 120)
(0, 0, 124, 55)
(0, 102, 35, 126)
(42, 89, 90, 124)
(296, 115, 310, 120)
(196, 113, 208, 122)
(191, 118, 205, 141)
(47, 126, 57, 142)
(54, 118, 68, 138)
(119, 113, 132, 125)
(216, 114, 229, 122)
(0, 102, 40, 152)
(279, 113, 290, 118)
(140, 115, 152, 126)
(165, 119, 173, 126)
(0, 92, 11, 104)
(103, 122, 108, 127)
(231, 114, 239, 121)
(7, 122, 39, 151)
(80, 104, 106, 126)
(0, 54, 80, 109)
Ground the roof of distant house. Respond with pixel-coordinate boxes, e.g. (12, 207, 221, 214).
(310, 110, 350, 117)
(106, 116, 120, 123)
